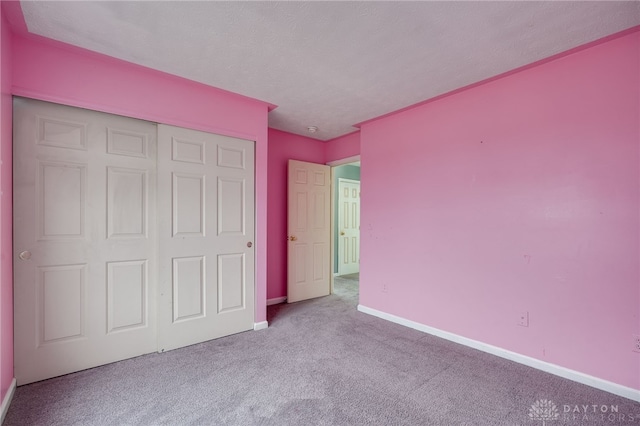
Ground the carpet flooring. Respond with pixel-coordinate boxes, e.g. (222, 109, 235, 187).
(4, 275, 639, 425)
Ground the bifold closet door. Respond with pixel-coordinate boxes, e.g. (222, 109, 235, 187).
(13, 98, 158, 385)
(156, 124, 255, 352)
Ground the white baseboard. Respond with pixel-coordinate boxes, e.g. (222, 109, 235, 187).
(253, 321, 268, 331)
(357, 304, 640, 403)
(0, 378, 16, 423)
(267, 297, 286, 306)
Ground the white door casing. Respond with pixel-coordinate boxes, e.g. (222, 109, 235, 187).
(287, 160, 331, 303)
(337, 178, 360, 276)
(157, 124, 255, 352)
(13, 98, 158, 385)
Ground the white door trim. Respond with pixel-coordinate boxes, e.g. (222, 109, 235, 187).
(327, 155, 360, 167)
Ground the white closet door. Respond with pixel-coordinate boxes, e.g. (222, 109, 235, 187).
(13, 98, 157, 385)
(157, 124, 255, 352)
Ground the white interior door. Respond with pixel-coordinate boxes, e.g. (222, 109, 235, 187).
(13, 98, 157, 385)
(337, 178, 360, 276)
(157, 124, 255, 352)
(287, 160, 331, 303)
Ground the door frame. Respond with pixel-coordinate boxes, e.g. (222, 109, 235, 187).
(327, 155, 361, 295)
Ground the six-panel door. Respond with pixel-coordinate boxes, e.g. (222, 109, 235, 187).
(338, 178, 360, 276)
(157, 124, 255, 352)
(13, 98, 158, 385)
(287, 160, 331, 303)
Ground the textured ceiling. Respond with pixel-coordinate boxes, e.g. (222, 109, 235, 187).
(19, 1, 640, 141)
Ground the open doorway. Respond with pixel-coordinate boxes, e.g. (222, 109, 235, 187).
(329, 156, 361, 294)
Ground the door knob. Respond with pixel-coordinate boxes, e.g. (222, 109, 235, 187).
(340, 231, 345, 236)
(247, 242, 252, 248)
(19, 250, 32, 261)
(288, 236, 297, 241)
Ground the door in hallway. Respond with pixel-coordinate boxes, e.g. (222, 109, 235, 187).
(337, 178, 360, 276)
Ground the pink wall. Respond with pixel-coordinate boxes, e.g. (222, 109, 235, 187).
(10, 34, 271, 326)
(325, 131, 360, 163)
(267, 129, 325, 300)
(0, 4, 13, 403)
(359, 31, 640, 390)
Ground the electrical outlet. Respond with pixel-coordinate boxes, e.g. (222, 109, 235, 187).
(517, 311, 529, 327)
(381, 283, 388, 293)
(633, 335, 640, 353)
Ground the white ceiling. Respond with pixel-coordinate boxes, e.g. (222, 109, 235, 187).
(20, 1, 640, 141)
